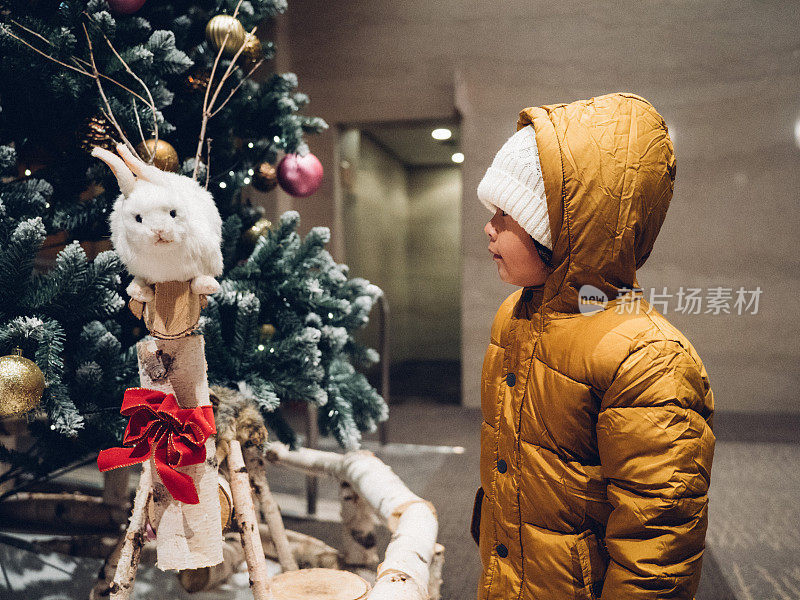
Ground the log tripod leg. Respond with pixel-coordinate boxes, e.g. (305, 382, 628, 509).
(103, 464, 152, 600)
(227, 440, 270, 600)
(244, 444, 298, 572)
(90, 529, 126, 600)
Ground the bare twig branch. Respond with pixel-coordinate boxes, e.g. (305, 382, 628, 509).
(209, 57, 265, 118)
(132, 98, 150, 158)
(192, 0, 246, 181)
(206, 26, 257, 115)
(82, 22, 137, 154)
(205, 138, 213, 190)
(3, 26, 93, 77)
(88, 15, 159, 154)
(6, 19, 150, 106)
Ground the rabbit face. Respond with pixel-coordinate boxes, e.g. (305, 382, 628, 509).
(114, 184, 187, 247)
(114, 182, 189, 250)
(95, 145, 223, 284)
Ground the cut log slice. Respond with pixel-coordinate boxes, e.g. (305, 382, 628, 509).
(270, 568, 371, 600)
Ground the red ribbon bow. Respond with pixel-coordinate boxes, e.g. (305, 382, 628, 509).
(98, 388, 216, 505)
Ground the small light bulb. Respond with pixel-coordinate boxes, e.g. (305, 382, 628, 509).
(244, 177, 251, 184)
(248, 142, 254, 149)
(24, 169, 32, 176)
(451, 152, 465, 164)
(248, 169, 254, 175)
(219, 182, 227, 189)
(45, 202, 50, 208)
(258, 344, 265, 351)
(229, 170, 235, 176)
(273, 135, 281, 144)
(431, 128, 452, 141)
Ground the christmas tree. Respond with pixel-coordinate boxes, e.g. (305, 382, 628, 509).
(0, 0, 387, 496)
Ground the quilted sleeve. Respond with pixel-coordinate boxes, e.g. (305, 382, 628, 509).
(597, 340, 715, 600)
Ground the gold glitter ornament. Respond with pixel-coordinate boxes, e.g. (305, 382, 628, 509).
(205, 15, 246, 57)
(80, 114, 117, 153)
(0, 349, 45, 417)
(136, 139, 180, 172)
(252, 161, 278, 192)
(241, 33, 263, 70)
(243, 217, 272, 248)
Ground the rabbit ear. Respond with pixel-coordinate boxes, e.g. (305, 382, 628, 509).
(115, 143, 169, 185)
(91, 146, 136, 196)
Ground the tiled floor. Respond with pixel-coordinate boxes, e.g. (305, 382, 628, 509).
(0, 401, 798, 599)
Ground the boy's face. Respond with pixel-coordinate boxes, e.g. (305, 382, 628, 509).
(485, 208, 550, 287)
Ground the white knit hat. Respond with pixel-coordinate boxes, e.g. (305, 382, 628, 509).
(477, 125, 552, 250)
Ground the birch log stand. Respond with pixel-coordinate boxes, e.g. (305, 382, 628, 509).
(92, 281, 232, 599)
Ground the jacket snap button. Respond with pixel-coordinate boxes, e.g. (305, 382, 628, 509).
(496, 543, 508, 558)
(506, 372, 516, 387)
(497, 459, 507, 473)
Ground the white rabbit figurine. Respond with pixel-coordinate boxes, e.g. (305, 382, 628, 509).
(91, 143, 223, 303)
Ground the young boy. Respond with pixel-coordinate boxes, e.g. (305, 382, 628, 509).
(472, 93, 715, 600)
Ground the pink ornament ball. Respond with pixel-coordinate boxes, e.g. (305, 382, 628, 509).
(277, 152, 324, 197)
(108, 0, 147, 15)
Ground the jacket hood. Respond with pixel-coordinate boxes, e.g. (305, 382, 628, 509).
(518, 92, 676, 314)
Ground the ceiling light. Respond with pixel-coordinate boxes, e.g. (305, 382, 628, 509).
(431, 128, 452, 141)
(451, 152, 464, 164)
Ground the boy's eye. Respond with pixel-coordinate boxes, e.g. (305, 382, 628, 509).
(169, 209, 177, 218)
(135, 214, 142, 223)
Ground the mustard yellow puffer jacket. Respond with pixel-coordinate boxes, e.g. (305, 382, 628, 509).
(476, 93, 715, 600)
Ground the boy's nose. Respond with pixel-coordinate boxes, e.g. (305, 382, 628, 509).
(484, 219, 496, 239)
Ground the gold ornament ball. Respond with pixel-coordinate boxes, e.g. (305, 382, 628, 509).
(259, 323, 276, 342)
(243, 217, 273, 247)
(252, 161, 278, 192)
(205, 14, 246, 57)
(241, 33, 263, 69)
(0, 349, 45, 417)
(136, 139, 180, 172)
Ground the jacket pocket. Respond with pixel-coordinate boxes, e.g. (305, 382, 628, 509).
(471, 486, 484, 546)
(573, 529, 608, 600)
